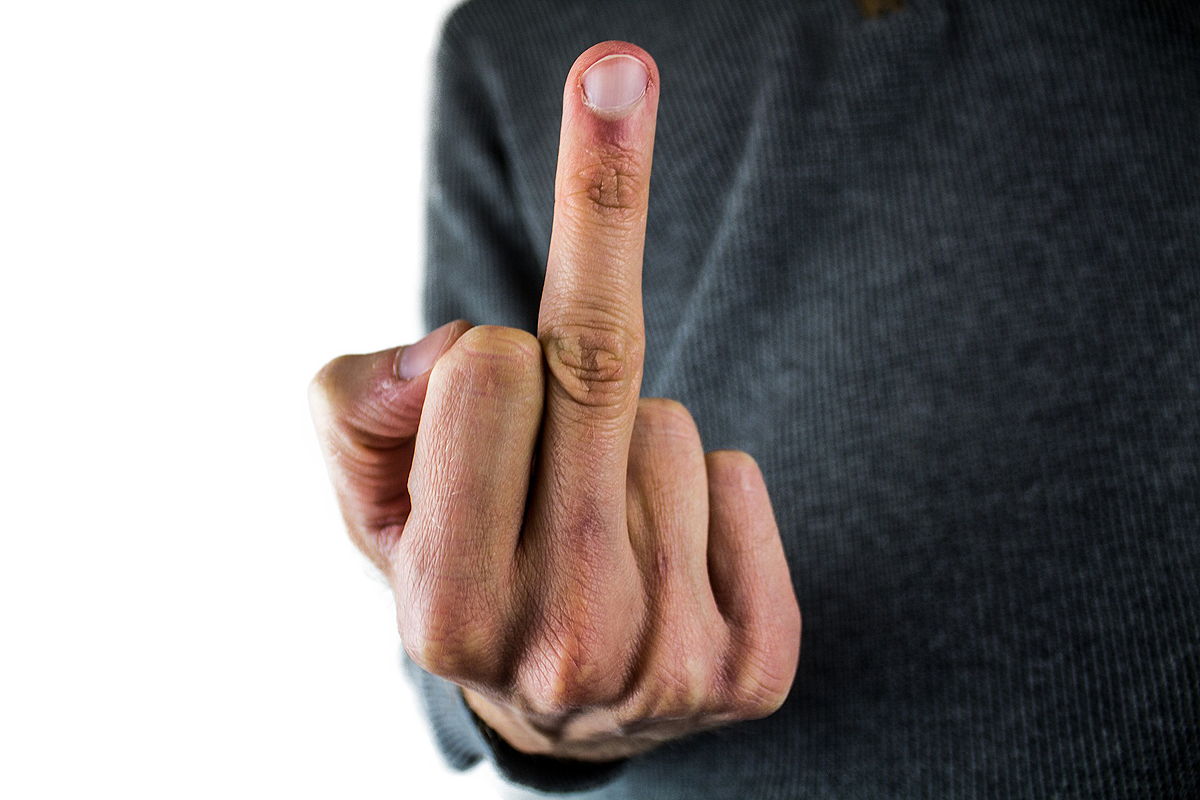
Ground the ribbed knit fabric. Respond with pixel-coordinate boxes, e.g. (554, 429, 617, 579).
(414, 0, 1200, 796)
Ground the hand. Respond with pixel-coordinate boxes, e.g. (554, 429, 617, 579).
(309, 41, 800, 763)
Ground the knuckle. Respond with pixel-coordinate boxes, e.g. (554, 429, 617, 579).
(457, 325, 542, 363)
(541, 323, 641, 412)
(706, 450, 766, 495)
(707, 448, 761, 476)
(395, 555, 502, 684)
(400, 616, 487, 682)
(522, 645, 619, 716)
(645, 630, 722, 716)
(727, 653, 793, 720)
(433, 325, 542, 396)
(721, 618, 800, 720)
(307, 355, 353, 419)
(562, 143, 647, 219)
(399, 615, 449, 676)
(635, 398, 700, 442)
(519, 611, 629, 716)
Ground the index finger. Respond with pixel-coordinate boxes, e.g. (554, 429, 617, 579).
(537, 40, 659, 419)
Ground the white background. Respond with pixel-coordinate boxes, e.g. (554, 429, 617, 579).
(1, 1, 507, 796)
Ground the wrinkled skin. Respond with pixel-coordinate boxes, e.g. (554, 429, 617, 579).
(309, 41, 800, 763)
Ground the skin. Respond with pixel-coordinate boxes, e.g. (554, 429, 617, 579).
(309, 41, 801, 763)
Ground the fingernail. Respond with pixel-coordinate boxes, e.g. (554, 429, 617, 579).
(581, 54, 649, 117)
(396, 322, 455, 380)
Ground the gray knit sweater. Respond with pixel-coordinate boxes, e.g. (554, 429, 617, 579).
(409, 0, 1200, 796)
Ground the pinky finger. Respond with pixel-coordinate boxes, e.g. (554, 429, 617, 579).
(705, 450, 801, 718)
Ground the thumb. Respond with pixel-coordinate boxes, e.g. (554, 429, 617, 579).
(309, 320, 471, 443)
(309, 320, 472, 568)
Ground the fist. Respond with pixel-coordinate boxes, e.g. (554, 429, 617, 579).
(310, 41, 799, 763)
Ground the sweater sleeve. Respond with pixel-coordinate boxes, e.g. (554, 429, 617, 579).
(409, 7, 626, 794)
